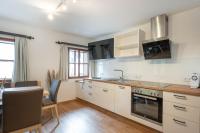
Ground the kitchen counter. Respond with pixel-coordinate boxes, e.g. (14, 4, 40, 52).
(164, 85, 200, 96)
(85, 78, 170, 90)
(84, 79, 200, 96)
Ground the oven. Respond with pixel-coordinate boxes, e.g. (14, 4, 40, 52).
(131, 87, 163, 125)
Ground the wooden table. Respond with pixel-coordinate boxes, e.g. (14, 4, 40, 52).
(0, 86, 49, 105)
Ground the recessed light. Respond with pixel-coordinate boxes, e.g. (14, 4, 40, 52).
(62, 4, 67, 11)
(48, 14, 54, 20)
(73, 0, 77, 3)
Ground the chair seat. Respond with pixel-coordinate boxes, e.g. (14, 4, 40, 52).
(42, 98, 55, 106)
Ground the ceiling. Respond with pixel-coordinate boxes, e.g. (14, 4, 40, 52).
(0, 0, 200, 38)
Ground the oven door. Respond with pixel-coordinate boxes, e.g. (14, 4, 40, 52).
(131, 93, 162, 124)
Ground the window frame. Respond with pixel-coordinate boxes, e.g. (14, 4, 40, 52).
(68, 47, 89, 79)
(0, 37, 15, 80)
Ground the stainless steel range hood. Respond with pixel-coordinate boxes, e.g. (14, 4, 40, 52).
(142, 14, 171, 60)
(144, 14, 169, 43)
(151, 14, 168, 39)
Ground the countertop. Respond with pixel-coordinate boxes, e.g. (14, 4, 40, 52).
(164, 85, 200, 96)
(82, 79, 200, 96)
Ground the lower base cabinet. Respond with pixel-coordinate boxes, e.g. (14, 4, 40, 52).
(163, 115, 199, 133)
(163, 92, 200, 133)
(76, 82, 85, 100)
(77, 81, 200, 133)
(93, 86, 115, 112)
(114, 85, 131, 118)
(76, 81, 131, 114)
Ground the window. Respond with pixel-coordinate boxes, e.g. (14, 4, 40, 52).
(68, 48, 89, 78)
(0, 38, 15, 79)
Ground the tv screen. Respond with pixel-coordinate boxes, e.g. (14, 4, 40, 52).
(142, 39, 171, 59)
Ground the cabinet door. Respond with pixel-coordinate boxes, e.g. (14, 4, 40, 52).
(76, 82, 85, 100)
(94, 86, 115, 112)
(115, 86, 131, 118)
(82, 82, 94, 102)
(163, 115, 199, 133)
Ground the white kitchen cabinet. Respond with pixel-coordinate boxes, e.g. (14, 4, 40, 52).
(163, 101, 200, 123)
(93, 84, 115, 112)
(76, 80, 94, 103)
(82, 80, 95, 103)
(76, 81, 85, 100)
(114, 29, 145, 58)
(163, 115, 199, 133)
(163, 92, 200, 107)
(114, 85, 131, 118)
(77, 80, 115, 112)
(92, 82, 132, 115)
(163, 92, 200, 133)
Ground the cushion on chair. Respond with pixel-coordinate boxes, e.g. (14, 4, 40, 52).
(42, 98, 55, 106)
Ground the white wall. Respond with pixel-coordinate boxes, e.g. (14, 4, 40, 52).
(0, 19, 91, 102)
(94, 7, 200, 85)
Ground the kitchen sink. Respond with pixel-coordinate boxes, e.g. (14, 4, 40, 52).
(92, 77, 131, 84)
(105, 78, 130, 84)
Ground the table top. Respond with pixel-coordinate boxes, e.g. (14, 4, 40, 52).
(0, 86, 49, 105)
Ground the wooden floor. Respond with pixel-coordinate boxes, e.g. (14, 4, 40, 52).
(42, 99, 161, 133)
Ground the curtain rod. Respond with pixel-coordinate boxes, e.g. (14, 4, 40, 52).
(0, 31, 34, 40)
(56, 41, 88, 48)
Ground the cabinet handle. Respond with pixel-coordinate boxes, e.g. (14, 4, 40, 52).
(174, 95, 187, 100)
(88, 93, 92, 96)
(173, 105, 186, 111)
(119, 86, 125, 89)
(88, 86, 92, 88)
(173, 118, 186, 126)
(103, 89, 108, 92)
(133, 94, 157, 101)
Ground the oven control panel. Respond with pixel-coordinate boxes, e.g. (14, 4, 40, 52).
(132, 87, 163, 98)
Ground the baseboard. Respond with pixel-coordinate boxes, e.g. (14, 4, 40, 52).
(57, 99, 76, 105)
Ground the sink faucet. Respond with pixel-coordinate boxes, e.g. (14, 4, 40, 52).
(114, 69, 124, 80)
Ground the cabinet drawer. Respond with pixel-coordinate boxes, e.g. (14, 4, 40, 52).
(84, 80, 92, 83)
(92, 81, 117, 89)
(163, 92, 200, 107)
(163, 115, 199, 133)
(164, 101, 200, 123)
(83, 82, 93, 90)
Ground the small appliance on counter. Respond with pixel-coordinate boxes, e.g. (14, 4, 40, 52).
(190, 73, 200, 88)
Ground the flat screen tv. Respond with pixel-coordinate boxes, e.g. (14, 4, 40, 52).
(142, 39, 171, 60)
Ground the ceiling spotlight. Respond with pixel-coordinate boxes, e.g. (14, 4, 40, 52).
(48, 14, 54, 20)
(73, 0, 77, 3)
(62, 4, 67, 11)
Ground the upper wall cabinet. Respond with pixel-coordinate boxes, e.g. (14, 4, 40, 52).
(114, 29, 145, 58)
(88, 38, 114, 60)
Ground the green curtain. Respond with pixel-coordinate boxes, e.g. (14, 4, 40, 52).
(13, 37, 29, 82)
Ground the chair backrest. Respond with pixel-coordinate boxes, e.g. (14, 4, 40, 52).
(2, 88, 43, 133)
(49, 80, 61, 103)
(4, 83, 11, 88)
(15, 81, 38, 87)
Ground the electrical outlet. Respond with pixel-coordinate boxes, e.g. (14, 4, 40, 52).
(184, 77, 191, 83)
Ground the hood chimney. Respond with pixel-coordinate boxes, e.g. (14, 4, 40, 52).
(151, 14, 168, 39)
